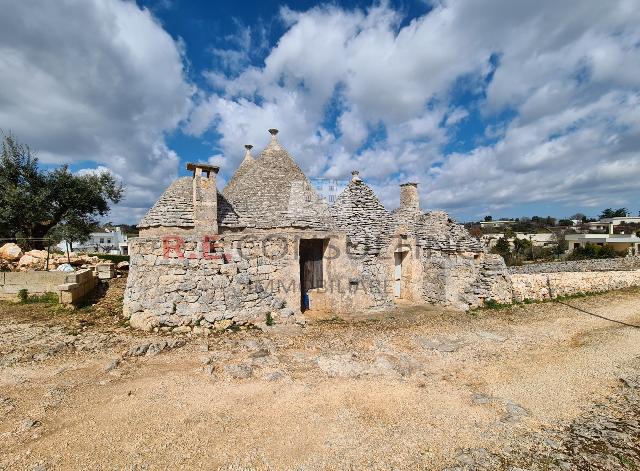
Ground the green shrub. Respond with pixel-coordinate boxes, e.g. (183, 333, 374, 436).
(18, 290, 58, 304)
(30, 292, 59, 304)
(89, 253, 129, 263)
(265, 312, 274, 326)
(568, 243, 623, 260)
(482, 298, 512, 310)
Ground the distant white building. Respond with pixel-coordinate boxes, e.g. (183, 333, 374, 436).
(586, 217, 640, 231)
(57, 227, 128, 255)
(482, 232, 556, 249)
(478, 220, 517, 228)
(310, 178, 349, 205)
(565, 233, 640, 255)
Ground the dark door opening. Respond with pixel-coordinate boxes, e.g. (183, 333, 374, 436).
(299, 239, 324, 311)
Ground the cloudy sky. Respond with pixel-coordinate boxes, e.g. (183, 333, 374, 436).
(1, 0, 639, 223)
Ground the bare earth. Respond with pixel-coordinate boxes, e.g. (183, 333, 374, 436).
(1, 279, 640, 470)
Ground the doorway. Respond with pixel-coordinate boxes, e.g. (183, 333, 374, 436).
(394, 251, 407, 298)
(299, 239, 324, 310)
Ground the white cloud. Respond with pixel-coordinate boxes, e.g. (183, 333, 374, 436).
(0, 0, 193, 222)
(188, 0, 640, 217)
(4, 0, 639, 223)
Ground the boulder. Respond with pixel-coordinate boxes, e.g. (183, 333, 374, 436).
(0, 243, 23, 261)
(25, 249, 48, 259)
(18, 254, 44, 269)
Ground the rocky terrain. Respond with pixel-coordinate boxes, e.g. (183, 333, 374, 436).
(0, 242, 103, 272)
(1, 279, 639, 470)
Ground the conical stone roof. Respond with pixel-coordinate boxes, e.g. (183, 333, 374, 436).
(329, 174, 391, 255)
(224, 145, 255, 196)
(223, 131, 333, 230)
(138, 177, 194, 228)
(138, 176, 243, 229)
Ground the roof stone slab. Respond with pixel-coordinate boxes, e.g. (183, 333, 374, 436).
(138, 176, 244, 229)
(138, 177, 195, 229)
(223, 145, 255, 197)
(223, 134, 333, 230)
(330, 179, 391, 255)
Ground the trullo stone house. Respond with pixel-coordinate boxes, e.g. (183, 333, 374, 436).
(124, 129, 512, 330)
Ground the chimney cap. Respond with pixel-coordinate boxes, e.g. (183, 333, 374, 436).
(244, 144, 253, 150)
(268, 128, 279, 136)
(186, 162, 220, 173)
(400, 182, 418, 187)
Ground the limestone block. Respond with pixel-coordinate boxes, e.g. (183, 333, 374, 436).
(96, 263, 116, 279)
(25, 249, 48, 259)
(0, 243, 23, 261)
(17, 254, 44, 269)
(172, 326, 191, 334)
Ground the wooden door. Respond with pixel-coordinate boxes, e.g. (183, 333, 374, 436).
(299, 239, 324, 309)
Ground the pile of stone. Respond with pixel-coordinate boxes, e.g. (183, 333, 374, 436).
(0, 242, 101, 272)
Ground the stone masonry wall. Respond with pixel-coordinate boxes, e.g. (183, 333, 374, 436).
(508, 256, 640, 274)
(124, 230, 396, 330)
(0, 269, 97, 305)
(420, 251, 512, 309)
(511, 270, 640, 301)
(124, 235, 299, 331)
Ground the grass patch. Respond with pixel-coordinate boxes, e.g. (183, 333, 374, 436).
(18, 289, 59, 304)
(265, 311, 274, 326)
(555, 291, 591, 301)
(482, 298, 513, 310)
(89, 253, 129, 263)
(477, 289, 616, 312)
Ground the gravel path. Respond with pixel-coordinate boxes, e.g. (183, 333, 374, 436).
(1, 283, 639, 470)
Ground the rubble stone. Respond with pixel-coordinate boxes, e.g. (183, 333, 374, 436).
(0, 243, 22, 261)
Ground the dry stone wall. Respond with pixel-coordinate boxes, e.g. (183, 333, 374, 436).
(420, 251, 512, 309)
(124, 235, 300, 331)
(508, 256, 640, 274)
(410, 211, 511, 309)
(511, 270, 640, 301)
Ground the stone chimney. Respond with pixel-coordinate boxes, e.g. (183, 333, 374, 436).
(400, 182, 419, 212)
(187, 162, 219, 233)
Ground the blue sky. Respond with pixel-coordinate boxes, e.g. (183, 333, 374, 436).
(1, 0, 639, 223)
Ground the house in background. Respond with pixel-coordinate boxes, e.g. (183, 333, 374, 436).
(585, 216, 640, 232)
(478, 220, 518, 229)
(482, 232, 556, 250)
(565, 231, 640, 255)
(57, 226, 129, 255)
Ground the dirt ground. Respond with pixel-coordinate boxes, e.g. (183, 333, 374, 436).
(1, 278, 640, 470)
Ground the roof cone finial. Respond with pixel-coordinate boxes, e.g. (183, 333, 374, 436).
(268, 128, 279, 142)
(243, 144, 253, 161)
(351, 170, 362, 183)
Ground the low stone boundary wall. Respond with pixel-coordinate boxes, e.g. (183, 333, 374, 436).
(0, 269, 98, 305)
(511, 270, 640, 301)
(508, 256, 640, 274)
